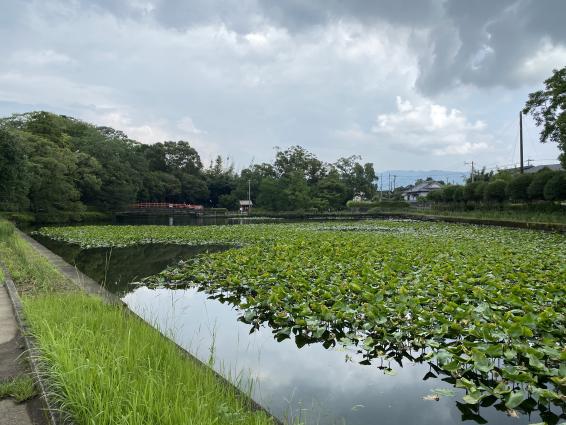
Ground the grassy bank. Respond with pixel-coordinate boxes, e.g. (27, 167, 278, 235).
(407, 206, 566, 225)
(0, 220, 74, 294)
(0, 220, 275, 425)
(23, 294, 273, 425)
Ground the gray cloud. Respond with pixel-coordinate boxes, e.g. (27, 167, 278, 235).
(417, 0, 566, 93)
(0, 0, 563, 170)
(54, 0, 566, 93)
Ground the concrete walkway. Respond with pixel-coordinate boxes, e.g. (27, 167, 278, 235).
(0, 284, 46, 425)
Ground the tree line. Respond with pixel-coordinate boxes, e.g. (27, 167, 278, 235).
(0, 112, 377, 222)
(426, 168, 566, 204)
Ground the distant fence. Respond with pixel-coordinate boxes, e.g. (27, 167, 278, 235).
(130, 202, 204, 210)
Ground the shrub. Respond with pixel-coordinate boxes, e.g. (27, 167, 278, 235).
(484, 180, 507, 203)
(452, 186, 464, 202)
(507, 173, 534, 201)
(528, 170, 555, 200)
(543, 172, 566, 201)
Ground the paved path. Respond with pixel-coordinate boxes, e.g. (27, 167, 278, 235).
(0, 284, 45, 425)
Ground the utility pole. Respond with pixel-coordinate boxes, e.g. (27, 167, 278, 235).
(519, 111, 524, 174)
(465, 161, 475, 182)
(248, 179, 251, 213)
(393, 175, 397, 192)
(379, 174, 383, 201)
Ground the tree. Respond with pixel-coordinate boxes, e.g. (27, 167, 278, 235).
(543, 172, 566, 201)
(426, 189, 443, 202)
(441, 185, 458, 202)
(274, 146, 323, 183)
(527, 169, 555, 200)
(523, 66, 566, 168)
(0, 129, 30, 211)
(256, 178, 287, 210)
(452, 186, 464, 203)
(315, 170, 349, 209)
(506, 173, 534, 202)
(463, 181, 482, 202)
(484, 180, 507, 203)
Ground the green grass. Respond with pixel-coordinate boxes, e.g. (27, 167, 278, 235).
(0, 220, 75, 293)
(410, 208, 566, 225)
(0, 375, 37, 403)
(23, 293, 274, 425)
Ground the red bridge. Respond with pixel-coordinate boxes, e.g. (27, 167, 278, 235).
(130, 202, 204, 210)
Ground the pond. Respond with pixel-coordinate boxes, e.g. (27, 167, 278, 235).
(34, 235, 565, 425)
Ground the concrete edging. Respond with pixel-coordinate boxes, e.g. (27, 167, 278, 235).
(0, 262, 66, 425)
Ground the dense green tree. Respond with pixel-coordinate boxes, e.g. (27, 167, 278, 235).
(315, 170, 349, 209)
(527, 169, 555, 200)
(507, 174, 534, 202)
(202, 156, 238, 207)
(524, 67, 566, 168)
(484, 180, 507, 203)
(256, 178, 288, 210)
(274, 146, 323, 183)
(452, 186, 464, 203)
(426, 189, 443, 202)
(543, 172, 566, 201)
(0, 129, 30, 211)
(0, 111, 381, 217)
(140, 171, 181, 202)
(26, 138, 84, 221)
(177, 174, 209, 204)
(463, 181, 482, 202)
(441, 185, 458, 202)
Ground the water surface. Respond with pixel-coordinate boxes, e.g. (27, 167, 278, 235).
(35, 235, 565, 425)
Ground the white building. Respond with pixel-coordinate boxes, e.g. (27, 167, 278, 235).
(402, 181, 442, 202)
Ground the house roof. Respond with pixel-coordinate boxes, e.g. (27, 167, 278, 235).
(239, 200, 253, 206)
(403, 181, 442, 195)
(523, 164, 563, 174)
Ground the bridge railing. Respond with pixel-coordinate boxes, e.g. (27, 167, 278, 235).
(130, 202, 204, 210)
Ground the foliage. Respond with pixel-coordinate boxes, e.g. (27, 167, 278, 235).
(506, 174, 534, 201)
(0, 112, 378, 219)
(528, 169, 556, 200)
(428, 169, 565, 207)
(23, 293, 275, 425)
(483, 180, 507, 203)
(543, 171, 566, 201)
(0, 220, 76, 293)
(524, 66, 566, 168)
(0, 376, 37, 403)
(37, 221, 566, 411)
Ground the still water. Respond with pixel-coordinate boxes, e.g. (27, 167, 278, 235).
(36, 236, 564, 425)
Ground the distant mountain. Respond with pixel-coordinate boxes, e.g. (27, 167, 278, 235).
(377, 170, 468, 189)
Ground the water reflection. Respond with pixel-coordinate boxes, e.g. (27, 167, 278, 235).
(34, 236, 228, 295)
(123, 287, 561, 425)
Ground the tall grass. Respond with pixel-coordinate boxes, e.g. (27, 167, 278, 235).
(0, 220, 74, 293)
(421, 208, 566, 224)
(23, 293, 275, 425)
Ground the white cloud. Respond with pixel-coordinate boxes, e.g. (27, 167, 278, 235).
(517, 40, 566, 83)
(372, 97, 491, 156)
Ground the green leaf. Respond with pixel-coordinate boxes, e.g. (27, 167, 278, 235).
(505, 390, 526, 409)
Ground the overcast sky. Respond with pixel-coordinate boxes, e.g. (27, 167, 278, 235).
(1, 0, 565, 171)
